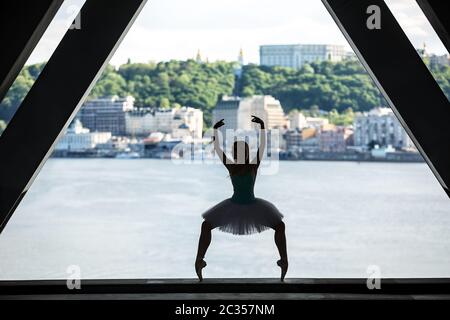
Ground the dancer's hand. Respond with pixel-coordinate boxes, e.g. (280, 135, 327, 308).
(251, 115, 264, 126)
(213, 119, 225, 129)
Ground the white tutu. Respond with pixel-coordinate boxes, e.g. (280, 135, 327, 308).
(202, 198, 284, 235)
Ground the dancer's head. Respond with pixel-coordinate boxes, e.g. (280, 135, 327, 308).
(233, 141, 250, 164)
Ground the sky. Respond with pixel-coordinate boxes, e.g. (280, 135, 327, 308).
(27, 0, 449, 66)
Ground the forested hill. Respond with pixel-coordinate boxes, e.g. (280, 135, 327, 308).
(1, 58, 449, 128)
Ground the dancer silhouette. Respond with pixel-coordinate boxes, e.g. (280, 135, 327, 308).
(195, 116, 288, 281)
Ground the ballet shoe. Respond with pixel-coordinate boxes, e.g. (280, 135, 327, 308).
(195, 259, 207, 281)
(277, 259, 288, 282)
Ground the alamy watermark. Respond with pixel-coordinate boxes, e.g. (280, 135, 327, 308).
(170, 128, 281, 175)
(66, 265, 81, 290)
(366, 265, 381, 290)
(366, 5, 381, 30)
(66, 5, 82, 30)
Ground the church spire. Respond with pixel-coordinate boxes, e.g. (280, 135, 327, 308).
(238, 47, 244, 66)
(196, 49, 202, 63)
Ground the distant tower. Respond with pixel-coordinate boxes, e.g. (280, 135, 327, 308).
(234, 48, 244, 77)
(233, 48, 244, 96)
(196, 49, 202, 63)
(238, 47, 244, 66)
(416, 42, 427, 58)
(423, 42, 427, 56)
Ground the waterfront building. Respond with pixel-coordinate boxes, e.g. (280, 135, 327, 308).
(353, 107, 414, 150)
(319, 125, 353, 153)
(125, 106, 203, 138)
(287, 110, 330, 130)
(260, 44, 347, 69)
(300, 135, 320, 152)
(305, 116, 329, 129)
(284, 129, 303, 151)
(213, 96, 240, 130)
(213, 95, 287, 131)
(288, 110, 308, 129)
(301, 127, 317, 141)
(78, 95, 134, 136)
(55, 119, 111, 152)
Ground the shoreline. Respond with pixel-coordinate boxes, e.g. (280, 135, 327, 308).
(49, 155, 424, 164)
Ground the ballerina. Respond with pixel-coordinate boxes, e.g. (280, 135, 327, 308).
(195, 115, 288, 281)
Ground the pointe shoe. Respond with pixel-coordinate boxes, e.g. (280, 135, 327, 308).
(277, 259, 288, 282)
(195, 259, 207, 281)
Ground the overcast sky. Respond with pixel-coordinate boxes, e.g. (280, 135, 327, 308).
(27, 0, 448, 66)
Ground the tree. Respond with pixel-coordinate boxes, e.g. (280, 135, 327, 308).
(300, 64, 314, 74)
(309, 105, 320, 117)
(89, 66, 127, 98)
(3, 59, 447, 129)
(159, 97, 170, 109)
(0, 70, 34, 122)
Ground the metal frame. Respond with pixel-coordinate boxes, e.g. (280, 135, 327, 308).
(416, 0, 450, 54)
(0, 0, 147, 233)
(0, 0, 63, 103)
(0, 0, 449, 300)
(322, 0, 450, 198)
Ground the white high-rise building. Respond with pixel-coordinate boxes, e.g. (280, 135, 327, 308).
(354, 107, 414, 150)
(260, 44, 348, 69)
(213, 95, 287, 131)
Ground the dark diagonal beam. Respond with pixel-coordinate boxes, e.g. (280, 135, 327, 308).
(0, 0, 63, 102)
(416, 0, 450, 54)
(0, 0, 147, 233)
(322, 0, 450, 197)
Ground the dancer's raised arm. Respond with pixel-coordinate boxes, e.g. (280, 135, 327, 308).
(251, 115, 266, 165)
(213, 119, 233, 167)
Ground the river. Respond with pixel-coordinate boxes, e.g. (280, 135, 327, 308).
(0, 159, 449, 279)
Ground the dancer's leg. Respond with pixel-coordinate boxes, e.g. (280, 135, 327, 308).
(195, 221, 212, 281)
(274, 221, 288, 281)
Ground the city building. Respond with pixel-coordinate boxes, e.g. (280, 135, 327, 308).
(283, 129, 303, 151)
(301, 127, 317, 141)
(213, 96, 240, 130)
(213, 95, 287, 131)
(77, 95, 134, 136)
(353, 107, 414, 150)
(429, 54, 449, 67)
(288, 110, 307, 129)
(299, 136, 319, 152)
(260, 44, 348, 69)
(305, 116, 329, 129)
(288, 110, 331, 130)
(125, 106, 203, 139)
(319, 125, 353, 152)
(55, 119, 111, 152)
(287, 127, 319, 152)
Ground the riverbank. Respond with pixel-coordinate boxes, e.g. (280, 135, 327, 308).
(52, 150, 424, 163)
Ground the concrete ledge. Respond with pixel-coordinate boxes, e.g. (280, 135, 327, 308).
(1, 278, 450, 299)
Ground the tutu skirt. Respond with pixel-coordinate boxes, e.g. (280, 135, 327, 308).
(202, 198, 284, 235)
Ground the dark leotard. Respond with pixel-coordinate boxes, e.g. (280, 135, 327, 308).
(229, 167, 257, 204)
